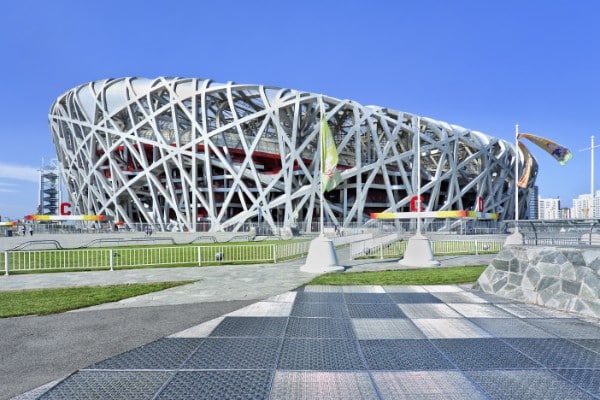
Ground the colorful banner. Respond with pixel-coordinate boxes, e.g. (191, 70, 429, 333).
(517, 133, 572, 165)
(370, 210, 499, 220)
(517, 141, 534, 188)
(321, 115, 342, 192)
(25, 215, 107, 221)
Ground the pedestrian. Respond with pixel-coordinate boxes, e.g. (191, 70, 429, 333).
(21, 225, 26, 236)
(29, 226, 33, 236)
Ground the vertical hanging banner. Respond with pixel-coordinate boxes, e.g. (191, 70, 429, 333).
(321, 115, 342, 192)
(517, 141, 535, 188)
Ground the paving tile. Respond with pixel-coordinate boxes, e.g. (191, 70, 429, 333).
(39, 371, 173, 400)
(572, 339, 600, 354)
(341, 285, 385, 293)
(278, 338, 365, 370)
(421, 285, 465, 293)
(303, 285, 343, 293)
(447, 303, 514, 318)
(397, 303, 462, 319)
(168, 317, 224, 338)
(371, 370, 488, 400)
(431, 292, 488, 303)
(225, 301, 293, 317)
(182, 338, 281, 369)
(270, 371, 378, 400)
(352, 318, 425, 340)
(432, 338, 541, 369)
(413, 318, 492, 339)
(360, 339, 454, 370)
(469, 318, 556, 338)
(383, 285, 428, 293)
(524, 318, 600, 339)
(466, 370, 597, 400)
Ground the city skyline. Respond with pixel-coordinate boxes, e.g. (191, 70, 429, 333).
(1, 0, 599, 220)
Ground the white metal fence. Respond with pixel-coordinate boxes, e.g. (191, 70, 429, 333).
(2, 241, 312, 275)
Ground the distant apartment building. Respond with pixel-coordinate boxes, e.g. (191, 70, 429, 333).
(527, 185, 539, 219)
(572, 194, 593, 219)
(538, 197, 561, 220)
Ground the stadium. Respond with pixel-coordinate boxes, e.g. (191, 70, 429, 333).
(48, 77, 536, 232)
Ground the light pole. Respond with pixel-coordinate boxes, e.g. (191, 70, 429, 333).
(505, 124, 523, 245)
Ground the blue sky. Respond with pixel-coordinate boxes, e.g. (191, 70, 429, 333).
(0, 0, 597, 220)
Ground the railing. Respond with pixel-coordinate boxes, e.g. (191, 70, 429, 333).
(1, 241, 312, 275)
(350, 238, 505, 259)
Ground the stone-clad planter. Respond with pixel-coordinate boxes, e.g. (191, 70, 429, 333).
(474, 246, 600, 319)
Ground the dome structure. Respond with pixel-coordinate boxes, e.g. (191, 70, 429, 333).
(48, 77, 536, 232)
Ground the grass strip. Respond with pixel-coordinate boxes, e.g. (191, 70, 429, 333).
(307, 265, 487, 286)
(0, 280, 197, 318)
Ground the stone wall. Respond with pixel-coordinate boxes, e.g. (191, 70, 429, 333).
(475, 246, 600, 319)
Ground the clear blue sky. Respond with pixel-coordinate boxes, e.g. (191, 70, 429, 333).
(0, 0, 597, 220)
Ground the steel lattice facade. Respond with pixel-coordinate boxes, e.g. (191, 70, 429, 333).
(48, 77, 536, 232)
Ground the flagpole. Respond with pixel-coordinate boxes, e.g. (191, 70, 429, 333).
(319, 98, 325, 236)
(505, 123, 523, 245)
(514, 124, 519, 230)
(416, 116, 422, 235)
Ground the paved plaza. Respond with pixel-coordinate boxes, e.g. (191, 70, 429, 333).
(3, 254, 600, 399)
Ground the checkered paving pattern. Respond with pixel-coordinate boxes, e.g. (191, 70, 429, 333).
(40, 285, 600, 399)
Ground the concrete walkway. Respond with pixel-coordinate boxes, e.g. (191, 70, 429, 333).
(4, 253, 600, 399)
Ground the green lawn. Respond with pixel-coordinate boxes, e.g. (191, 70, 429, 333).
(0, 280, 197, 318)
(307, 265, 487, 286)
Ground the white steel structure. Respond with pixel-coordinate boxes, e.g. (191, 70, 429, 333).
(49, 77, 536, 232)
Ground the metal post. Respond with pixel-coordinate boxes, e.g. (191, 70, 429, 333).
(4, 251, 8, 276)
(273, 244, 277, 263)
(109, 250, 114, 272)
(198, 246, 202, 266)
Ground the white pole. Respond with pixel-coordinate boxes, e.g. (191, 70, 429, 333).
(320, 98, 325, 236)
(514, 124, 519, 230)
(416, 116, 422, 234)
(591, 135, 595, 198)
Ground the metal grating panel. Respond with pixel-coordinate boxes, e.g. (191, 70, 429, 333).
(40, 371, 173, 400)
(208, 316, 287, 338)
(182, 338, 281, 369)
(352, 318, 426, 340)
(155, 370, 273, 400)
(89, 338, 202, 370)
(469, 318, 556, 338)
(290, 301, 349, 318)
(344, 293, 394, 304)
(278, 338, 365, 370)
(347, 303, 406, 318)
(285, 317, 356, 339)
(387, 292, 443, 304)
(359, 339, 455, 370)
(553, 368, 600, 398)
(505, 338, 600, 369)
(295, 292, 345, 304)
(269, 371, 379, 400)
(572, 339, 600, 354)
(371, 370, 488, 400)
(466, 370, 597, 400)
(431, 338, 541, 369)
